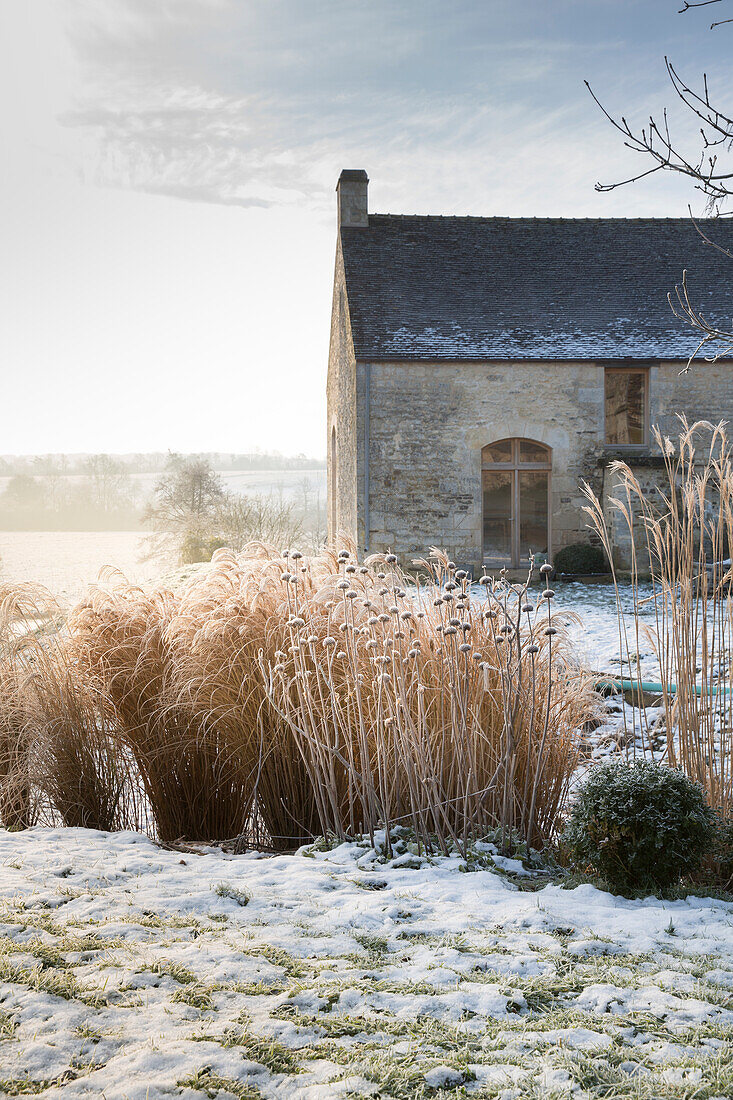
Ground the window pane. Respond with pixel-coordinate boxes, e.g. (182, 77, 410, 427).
(482, 440, 513, 465)
(519, 472, 548, 561)
(605, 371, 645, 445)
(519, 440, 549, 465)
(482, 470, 513, 562)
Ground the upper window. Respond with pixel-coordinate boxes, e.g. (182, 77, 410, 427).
(605, 367, 648, 446)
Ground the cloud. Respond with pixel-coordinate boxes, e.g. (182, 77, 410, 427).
(56, 0, 733, 217)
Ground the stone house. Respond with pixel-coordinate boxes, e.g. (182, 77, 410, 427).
(327, 169, 733, 573)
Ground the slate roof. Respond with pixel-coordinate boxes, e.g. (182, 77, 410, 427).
(339, 215, 733, 361)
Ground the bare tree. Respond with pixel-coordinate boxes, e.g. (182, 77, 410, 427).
(587, 0, 733, 366)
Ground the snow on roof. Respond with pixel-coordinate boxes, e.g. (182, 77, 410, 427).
(340, 215, 733, 361)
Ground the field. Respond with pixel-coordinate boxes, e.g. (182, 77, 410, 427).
(0, 829, 732, 1099)
(0, 533, 155, 606)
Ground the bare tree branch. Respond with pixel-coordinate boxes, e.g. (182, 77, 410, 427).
(679, 0, 723, 10)
(588, 1, 733, 365)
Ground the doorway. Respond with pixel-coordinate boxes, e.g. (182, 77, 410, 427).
(481, 438, 551, 567)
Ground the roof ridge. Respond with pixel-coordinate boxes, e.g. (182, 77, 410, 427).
(368, 213, 720, 223)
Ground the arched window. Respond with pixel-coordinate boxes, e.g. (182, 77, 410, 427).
(330, 426, 338, 538)
(482, 439, 551, 567)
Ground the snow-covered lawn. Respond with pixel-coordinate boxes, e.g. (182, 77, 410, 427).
(1, 831, 733, 1099)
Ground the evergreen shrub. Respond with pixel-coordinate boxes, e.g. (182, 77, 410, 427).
(563, 760, 715, 895)
(553, 543, 607, 575)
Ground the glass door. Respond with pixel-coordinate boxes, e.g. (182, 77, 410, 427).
(481, 439, 551, 567)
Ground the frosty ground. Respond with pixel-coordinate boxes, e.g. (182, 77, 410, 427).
(1, 829, 733, 1099)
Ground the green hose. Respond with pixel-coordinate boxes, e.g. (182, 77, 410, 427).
(594, 677, 731, 697)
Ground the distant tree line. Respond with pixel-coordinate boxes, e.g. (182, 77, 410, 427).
(0, 455, 140, 531)
(0, 451, 325, 478)
(0, 453, 327, 559)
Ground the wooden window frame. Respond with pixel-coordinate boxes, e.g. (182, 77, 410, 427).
(604, 365, 651, 449)
(482, 439, 552, 568)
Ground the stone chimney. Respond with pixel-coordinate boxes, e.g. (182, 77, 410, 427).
(337, 169, 369, 228)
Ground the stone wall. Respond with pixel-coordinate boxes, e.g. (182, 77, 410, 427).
(359, 360, 606, 573)
(326, 239, 359, 547)
(652, 360, 733, 437)
(352, 358, 733, 575)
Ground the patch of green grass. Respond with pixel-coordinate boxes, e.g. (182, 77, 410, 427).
(243, 944, 307, 977)
(231, 977, 290, 996)
(214, 883, 250, 907)
(171, 982, 217, 1011)
(192, 1027, 301, 1074)
(73, 1023, 103, 1043)
(352, 933, 389, 956)
(143, 960, 199, 985)
(178, 1068, 263, 1098)
(0, 1080, 52, 1096)
(329, 1051, 477, 1100)
(0, 1011, 18, 1040)
(0, 956, 101, 1004)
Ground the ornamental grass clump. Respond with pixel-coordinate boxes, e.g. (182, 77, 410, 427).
(0, 583, 134, 832)
(262, 547, 596, 852)
(169, 546, 328, 847)
(563, 760, 716, 896)
(583, 418, 733, 816)
(68, 575, 256, 842)
(0, 545, 596, 851)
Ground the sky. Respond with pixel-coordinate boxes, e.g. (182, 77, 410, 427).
(1, 0, 730, 457)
